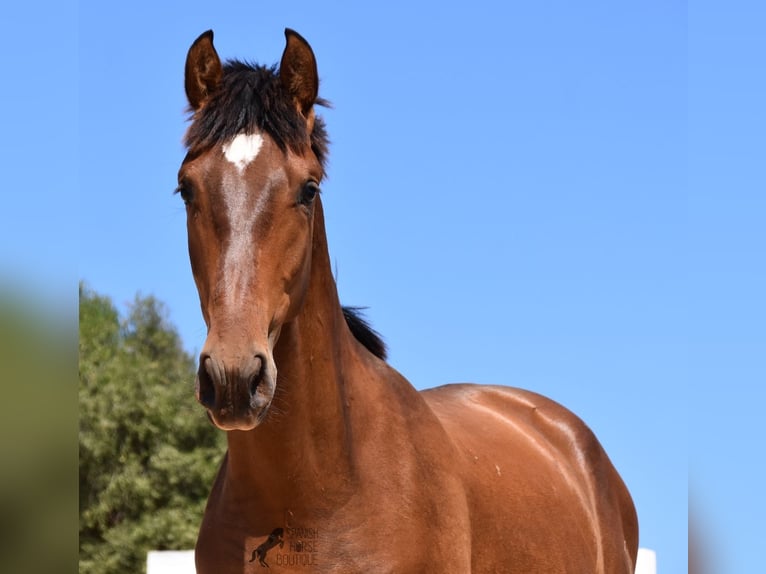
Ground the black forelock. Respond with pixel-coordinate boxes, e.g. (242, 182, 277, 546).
(184, 60, 329, 168)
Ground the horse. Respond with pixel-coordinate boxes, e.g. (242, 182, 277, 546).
(177, 29, 639, 573)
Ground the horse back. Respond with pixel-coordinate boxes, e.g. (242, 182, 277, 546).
(421, 384, 638, 573)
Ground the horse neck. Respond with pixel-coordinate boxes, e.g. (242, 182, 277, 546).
(225, 198, 374, 500)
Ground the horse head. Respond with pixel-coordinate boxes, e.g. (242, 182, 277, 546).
(178, 30, 326, 430)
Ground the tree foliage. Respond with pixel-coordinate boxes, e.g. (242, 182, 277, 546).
(79, 284, 224, 574)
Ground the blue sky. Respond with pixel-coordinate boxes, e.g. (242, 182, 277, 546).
(7, 1, 764, 572)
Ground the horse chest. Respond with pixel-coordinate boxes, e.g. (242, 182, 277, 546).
(195, 481, 471, 574)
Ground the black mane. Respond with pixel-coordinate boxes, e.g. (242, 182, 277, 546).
(342, 307, 387, 361)
(184, 60, 330, 169)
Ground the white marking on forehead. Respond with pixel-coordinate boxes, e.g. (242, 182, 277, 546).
(220, 166, 287, 306)
(222, 133, 264, 173)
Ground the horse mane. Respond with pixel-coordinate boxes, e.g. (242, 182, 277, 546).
(342, 307, 387, 361)
(184, 60, 330, 169)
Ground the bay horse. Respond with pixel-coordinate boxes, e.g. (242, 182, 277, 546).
(178, 29, 638, 573)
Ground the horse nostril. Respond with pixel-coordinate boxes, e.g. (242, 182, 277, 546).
(248, 355, 265, 399)
(197, 356, 218, 408)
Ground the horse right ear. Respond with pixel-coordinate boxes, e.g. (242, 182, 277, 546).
(279, 29, 319, 122)
(185, 30, 223, 112)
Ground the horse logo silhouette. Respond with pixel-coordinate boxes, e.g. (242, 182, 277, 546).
(249, 528, 285, 567)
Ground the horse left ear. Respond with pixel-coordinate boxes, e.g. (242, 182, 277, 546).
(280, 29, 319, 127)
(185, 30, 223, 112)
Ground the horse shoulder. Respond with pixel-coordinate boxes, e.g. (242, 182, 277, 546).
(420, 383, 638, 573)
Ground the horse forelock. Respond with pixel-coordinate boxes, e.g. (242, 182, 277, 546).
(184, 60, 330, 169)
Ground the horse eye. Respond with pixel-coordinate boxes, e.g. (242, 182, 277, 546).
(299, 181, 320, 206)
(175, 183, 193, 205)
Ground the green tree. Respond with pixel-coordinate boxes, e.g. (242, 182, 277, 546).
(79, 284, 224, 574)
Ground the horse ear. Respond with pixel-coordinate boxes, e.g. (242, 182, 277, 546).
(185, 30, 223, 112)
(279, 29, 319, 122)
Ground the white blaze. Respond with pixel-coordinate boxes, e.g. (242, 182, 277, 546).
(219, 132, 285, 306)
(222, 133, 264, 173)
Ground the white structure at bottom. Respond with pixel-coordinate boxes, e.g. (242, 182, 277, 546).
(636, 547, 657, 574)
(147, 548, 657, 573)
(146, 551, 195, 574)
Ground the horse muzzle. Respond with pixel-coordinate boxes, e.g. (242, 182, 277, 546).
(195, 352, 276, 430)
